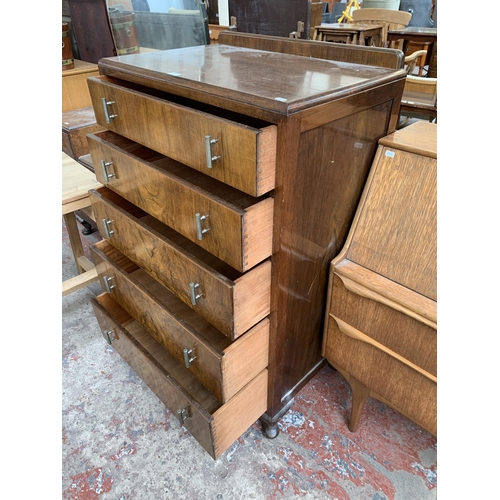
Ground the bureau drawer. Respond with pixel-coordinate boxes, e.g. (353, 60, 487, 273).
(91, 240, 269, 403)
(87, 76, 277, 197)
(88, 131, 273, 272)
(89, 187, 271, 339)
(327, 273, 437, 375)
(91, 293, 268, 459)
(323, 313, 437, 436)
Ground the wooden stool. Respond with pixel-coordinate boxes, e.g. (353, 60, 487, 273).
(62, 152, 102, 296)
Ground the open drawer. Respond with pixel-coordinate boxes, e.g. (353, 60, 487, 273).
(87, 130, 273, 272)
(91, 240, 269, 403)
(91, 293, 268, 459)
(89, 187, 271, 339)
(87, 75, 277, 197)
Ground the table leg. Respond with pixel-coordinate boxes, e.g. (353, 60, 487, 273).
(63, 211, 86, 275)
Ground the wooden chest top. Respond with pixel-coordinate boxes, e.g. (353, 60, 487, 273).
(97, 44, 406, 114)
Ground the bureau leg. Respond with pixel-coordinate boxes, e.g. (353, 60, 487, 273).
(260, 418, 280, 439)
(347, 376, 370, 433)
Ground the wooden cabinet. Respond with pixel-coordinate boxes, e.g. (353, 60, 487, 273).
(62, 59, 104, 163)
(62, 59, 100, 112)
(86, 42, 405, 457)
(322, 121, 437, 436)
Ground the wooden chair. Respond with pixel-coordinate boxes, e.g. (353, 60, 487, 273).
(404, 49, 428, 76)
(352, 8, 411, 48)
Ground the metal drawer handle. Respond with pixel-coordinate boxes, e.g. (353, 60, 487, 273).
(195, 213, 210, 240)
(102, 219, 115, 238)
(177, 406, 190, 426)
(204, 135, 220, 168)
(183, 347, 197, 368)
(189, 282, 202, 305)
(104, 329, 115, 345)
(101, 97, 117, 123)
(100, 160, 115, 182)
(103, 275, 115, 293)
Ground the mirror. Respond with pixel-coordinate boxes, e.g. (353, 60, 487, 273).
(106, 0, 210, 54)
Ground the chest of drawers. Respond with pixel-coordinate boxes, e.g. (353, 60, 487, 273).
(86, 43, 405, 457)
(322, 121, 437, 436)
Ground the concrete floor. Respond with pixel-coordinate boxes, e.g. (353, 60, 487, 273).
(62, 218, 437, 500)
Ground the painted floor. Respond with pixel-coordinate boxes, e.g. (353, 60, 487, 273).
(62, 219, 437, 499)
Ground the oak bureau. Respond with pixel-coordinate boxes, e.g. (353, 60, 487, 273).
(85, 43, 406, 458)
(322, 121, 437, 436)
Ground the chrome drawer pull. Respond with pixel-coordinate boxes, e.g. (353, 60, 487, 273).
(183, 347, 197, 368)
(195, 213, 210, 240)
(177, 406, 190, 426)
(189, 282, 202, 305)
(103, 275, 115, 293)
(204, 135, 220, 168)
(104, 329, 115, 345)
(101, 97, 117, 123)
(102, 219, 115, 238)
(100, 160, 115, 182)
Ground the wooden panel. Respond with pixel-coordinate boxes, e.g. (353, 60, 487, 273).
(87, 130, 273, 271)
(323, 313, 436, 436)
(268, 101, 393, 415)
(89, 187, 271, 339)
(211, 369, 268, 458)
(221, 318, 270, 400)
(91, 293, 269, 458)
(218, 31, 404, 69)
(62, 59, 100, 112)
(87, 76, 277, 197)
(67, 0, 116, 64)
(347, 147, 437, 300)
(228, 0, 309, 38)
(91, 240, 269, 403)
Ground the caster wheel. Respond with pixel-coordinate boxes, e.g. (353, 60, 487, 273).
(261, 420, 280, 439)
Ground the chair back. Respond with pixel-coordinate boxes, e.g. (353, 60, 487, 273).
(352, 8, 411, 46)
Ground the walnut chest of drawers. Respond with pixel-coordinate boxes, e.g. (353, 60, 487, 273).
(322, 121, 437, 436)
(85, 43, 406, 458)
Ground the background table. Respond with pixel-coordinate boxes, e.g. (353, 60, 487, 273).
(314, 23, 383, 46)
(62, 152, 102, 296)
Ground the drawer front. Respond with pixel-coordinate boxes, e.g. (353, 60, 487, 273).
(88, 131, 273, 272)
(91, 240, 270, 403)
(91, 293, 268, 459)
(329, 274, 436, 375)
(88, 76, 277, 197)
(323, 314, 437, 436)
(89, 187, 271, 339)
